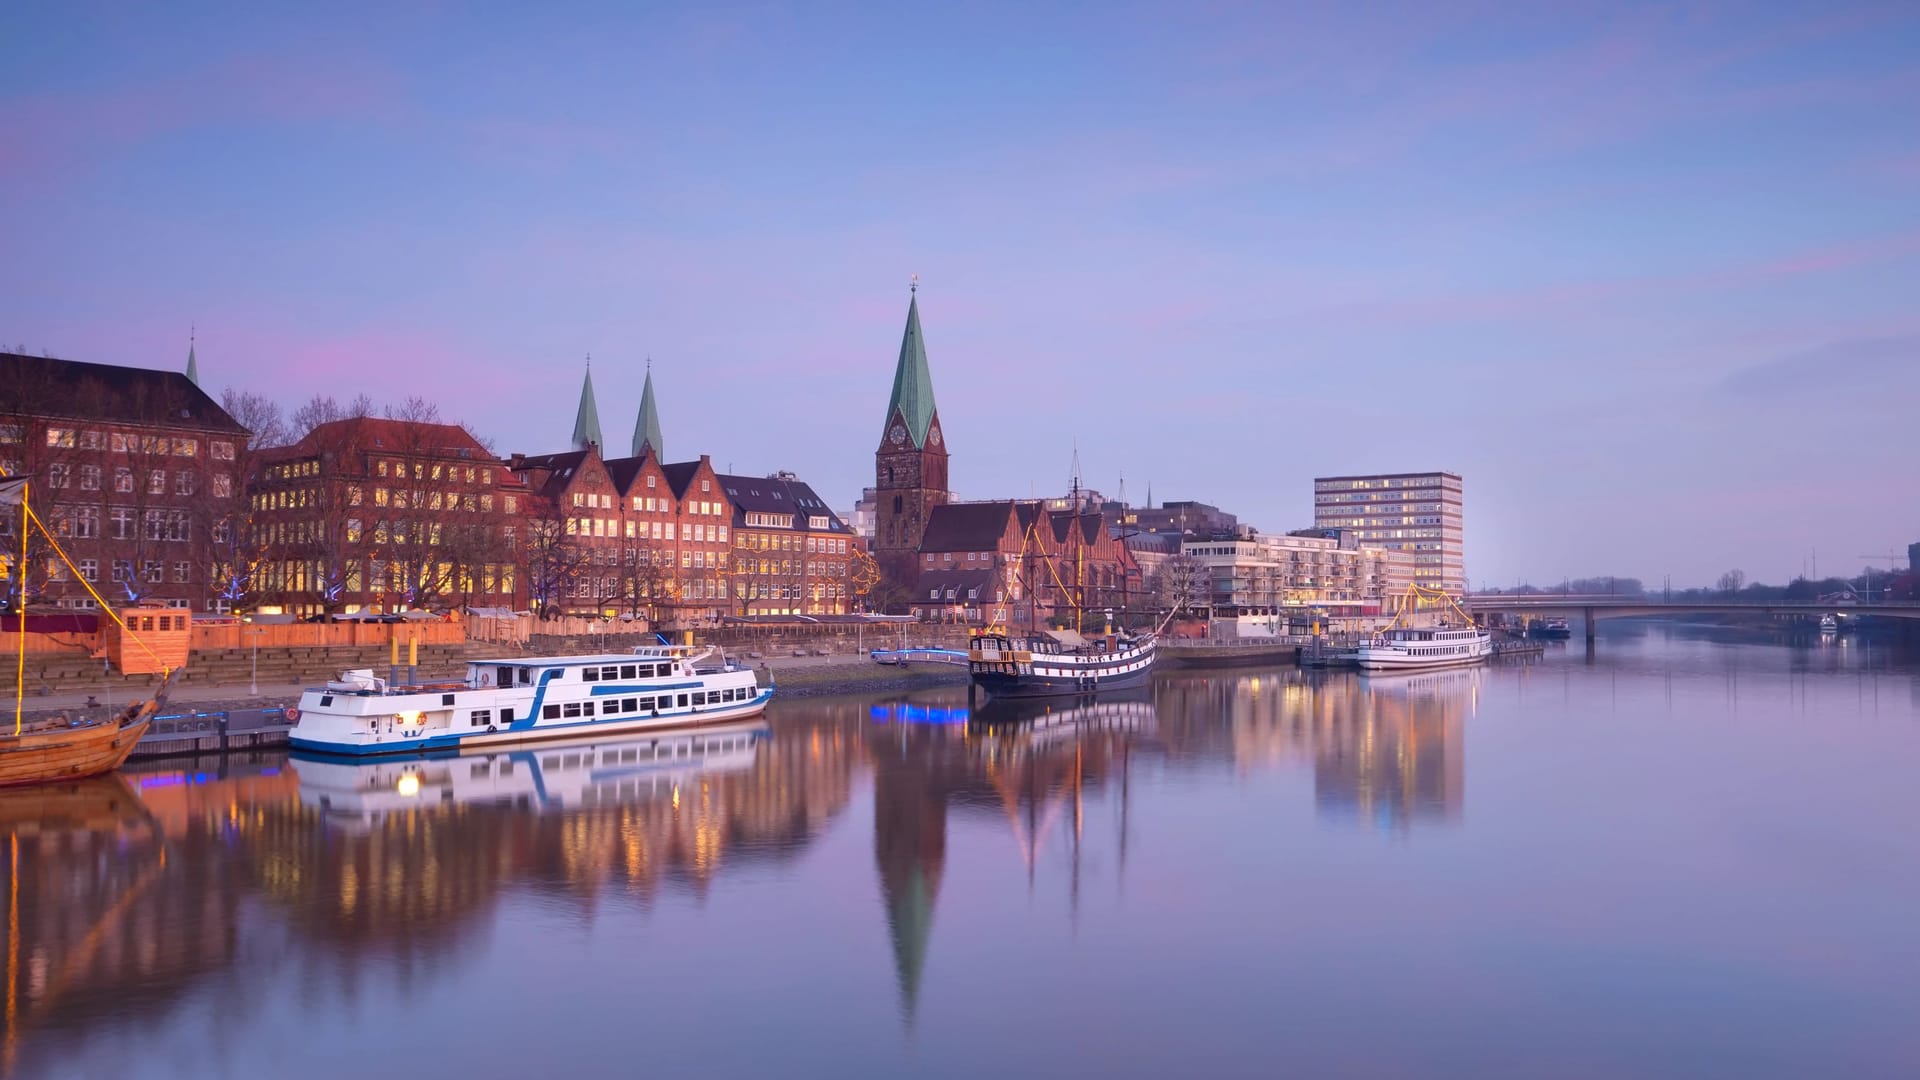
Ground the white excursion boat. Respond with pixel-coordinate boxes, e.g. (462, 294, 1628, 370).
(1352, 585, 1492, 673)
(294, 720, 768, 830)
(287, 644, 771, 757)
(1353, 625, 1492, 671)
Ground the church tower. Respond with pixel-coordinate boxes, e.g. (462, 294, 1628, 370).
(874, 283, 949, 575)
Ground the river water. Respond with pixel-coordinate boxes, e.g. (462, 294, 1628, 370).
(6, 625, 1919, 1079)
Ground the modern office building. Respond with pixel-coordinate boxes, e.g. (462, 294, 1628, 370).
(1311, 472, 1464, 594)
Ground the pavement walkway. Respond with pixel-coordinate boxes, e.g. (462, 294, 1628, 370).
(11, 648, 934, 720)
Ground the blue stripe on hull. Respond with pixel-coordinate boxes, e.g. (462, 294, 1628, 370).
(289, 690, 773, 757)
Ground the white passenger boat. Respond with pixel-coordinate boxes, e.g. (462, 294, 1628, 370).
(287, 644, 770, 756)
(1353, 625, 1492, 671)
(293, 721, 767, 830)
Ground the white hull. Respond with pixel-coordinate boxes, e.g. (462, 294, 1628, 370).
(1354, 651, 1489, 671)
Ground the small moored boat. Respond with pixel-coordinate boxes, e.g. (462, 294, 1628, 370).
(0, 674, 173, 788)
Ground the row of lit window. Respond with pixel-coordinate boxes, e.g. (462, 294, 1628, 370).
(18, 506, 193, 543)
(41, 463, 217, 497)
(19, 426, 234, 460)
(39, 557, 195, 585)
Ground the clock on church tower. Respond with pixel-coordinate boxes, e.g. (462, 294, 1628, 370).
(874, 285, 949, 564)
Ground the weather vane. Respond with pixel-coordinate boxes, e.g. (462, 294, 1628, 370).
(910, 273, 919, 294)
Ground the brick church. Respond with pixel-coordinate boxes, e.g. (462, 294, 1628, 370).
(870, 287, 1139, 626)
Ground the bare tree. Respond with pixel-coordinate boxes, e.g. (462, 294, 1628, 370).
(521, 500, 590, 617)
(1151, 551, 1212, 615)
(1717, 569, 1747, 597)
(289, 393, 372, 440)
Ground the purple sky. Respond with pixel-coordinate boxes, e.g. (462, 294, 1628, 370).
(3, 3, 1917, 588)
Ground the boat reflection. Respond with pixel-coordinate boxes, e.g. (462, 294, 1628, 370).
(1, 669, 1472, 1072)
(294, 721, 770, 831)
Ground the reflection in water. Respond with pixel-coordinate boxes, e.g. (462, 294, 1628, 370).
(1157, 668, 1470, 829)
(20, 636, 1911, 1078)
(2, 718, 858, 1080)
(1, 674, 1462, 1074)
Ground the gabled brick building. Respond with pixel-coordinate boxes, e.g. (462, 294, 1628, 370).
(911, 499, 1139, 626)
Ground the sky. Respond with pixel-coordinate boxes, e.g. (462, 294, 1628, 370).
(2, 2, 1917, 589)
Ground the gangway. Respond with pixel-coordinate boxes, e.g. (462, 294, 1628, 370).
(869, 647, 969, 667)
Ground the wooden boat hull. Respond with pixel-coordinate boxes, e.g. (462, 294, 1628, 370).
(0, 715, 152, 788)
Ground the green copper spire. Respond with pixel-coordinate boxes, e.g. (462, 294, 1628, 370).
(572, 358, 603, 451)
(632, 358, 664, 459)
(185, 329, 199, 386)
(884, 283, 938, 448)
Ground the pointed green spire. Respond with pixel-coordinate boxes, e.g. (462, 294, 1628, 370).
(632, 359, 664, 459)
(572, 358, 603, 451)
(884, 283, 938, 448)
(185, 329, 199, 386)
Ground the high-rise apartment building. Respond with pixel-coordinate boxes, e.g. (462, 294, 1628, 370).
(1312, 472, 1464, 594)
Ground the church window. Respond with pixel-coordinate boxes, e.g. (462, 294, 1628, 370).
(893, 495, 902, 514)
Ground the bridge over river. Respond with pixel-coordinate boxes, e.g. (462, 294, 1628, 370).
(1465, 594, 1920, 639)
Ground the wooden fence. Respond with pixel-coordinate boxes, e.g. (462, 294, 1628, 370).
(191, 620, 467, 650)
(467, 615, 654, 648)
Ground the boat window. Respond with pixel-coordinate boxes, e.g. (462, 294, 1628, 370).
(471, 763, 490, 779)
(601, 666, 620, 680)
(623, 697, 637, 711)
(499, 761, 514, 777)
(543, 705, 560, 719)
(562, 702, 582, 718)
(497, 666, 514, 687)
(563, 754, 581, 768)
(546, 668, 562, 681)
(602, 700, 620, 715)
(582, 666, 599, 682)
(581, 701, 596, 716)
(654, 663, 671, 677)
(442, 694, 456, 706)
(544, 756, 562, 769)
(320, 695, 333, 706)
(692, 692, 706, 706)
(470, 709, 492, 727)
(500, 707, 514, 723)
(621, 665, 637, 678)
(677, 694, 688, 708)
(519, 669, 532, 686)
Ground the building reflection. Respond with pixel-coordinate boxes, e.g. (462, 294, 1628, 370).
(864, 692, 1158, 1024)
(1155, 667, 1469, 829)
(0, 714, 862, 1079)
(2, 669, 1470, 1072)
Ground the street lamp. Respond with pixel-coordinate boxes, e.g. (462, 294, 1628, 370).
(246, 625, 267, 696)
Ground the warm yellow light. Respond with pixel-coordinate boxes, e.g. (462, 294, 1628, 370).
(396, 774, 421, 797)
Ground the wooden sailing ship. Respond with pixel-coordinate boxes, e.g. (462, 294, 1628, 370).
(0, 679, 170, 788)
(4, 474, 176, 787)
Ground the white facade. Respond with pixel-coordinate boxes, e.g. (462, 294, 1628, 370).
(1312, 472, 1465, 594)
(1180, 533, 1415, 612)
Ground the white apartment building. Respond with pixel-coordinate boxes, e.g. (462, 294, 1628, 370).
(1312, 472, 1465, 594)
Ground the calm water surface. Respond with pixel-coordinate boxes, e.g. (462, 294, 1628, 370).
(7, 626, 1919, 1079)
